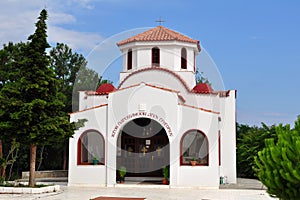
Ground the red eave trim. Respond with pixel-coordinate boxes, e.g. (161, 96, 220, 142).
(145, 83, 180, 93)
(69, 104, 108, 115)
(85, 91, 112, 96)
(178, 103, 220, 114)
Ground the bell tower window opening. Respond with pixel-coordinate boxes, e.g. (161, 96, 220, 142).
(127, 49, 132, 70)
(152, 47, 160, 67)
(181, 48, 187, 69)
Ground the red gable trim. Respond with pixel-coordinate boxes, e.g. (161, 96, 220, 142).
(69, 104, 108, 115)
(178, 103, 220, 114)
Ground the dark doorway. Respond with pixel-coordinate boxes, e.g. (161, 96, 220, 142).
(117, 118, 169, 178)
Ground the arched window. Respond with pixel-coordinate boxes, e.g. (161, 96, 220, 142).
(152, 47, 160, 67)
(77, 130, 105, 165)
(181, 48, 187, 69)
(180, 130, 208, 166)
(127, 49, 132, 70)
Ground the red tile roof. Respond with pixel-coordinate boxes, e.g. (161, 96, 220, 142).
(192, 83, 214, 94)
(96, 83, 115, 94)
(117, 26, 200, 51)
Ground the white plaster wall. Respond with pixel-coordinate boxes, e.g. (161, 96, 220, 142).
(188, 94, 221, 113)
(175, 71, 195, 87)
(118, 41, 198, 84)
(219, 90, 237, 184)
(119, 69, 190, 92)
(78, 91, 108, 111)
(173, 105, 220, 188)
(68, 106, 107, 186)
(136, 48, 151, 69)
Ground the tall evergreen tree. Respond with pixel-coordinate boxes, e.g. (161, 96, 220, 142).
(0, 9, 75, 186)
(255, 117, 300, 200)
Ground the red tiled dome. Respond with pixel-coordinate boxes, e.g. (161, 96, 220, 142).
(192, 83, 214, 94)
(96, 83, 115, 94)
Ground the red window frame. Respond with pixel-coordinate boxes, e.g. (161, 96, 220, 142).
(77, 130, 105, 165)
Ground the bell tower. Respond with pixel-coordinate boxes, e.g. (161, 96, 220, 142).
(117, 26, 201, 87)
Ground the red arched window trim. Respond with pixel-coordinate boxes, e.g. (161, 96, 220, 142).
(180, 129, 209, 166)
(77, 130, 105, 165)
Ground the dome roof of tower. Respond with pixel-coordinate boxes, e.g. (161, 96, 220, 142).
(192, 83, 214, 94)
(96, 83, 115, 94)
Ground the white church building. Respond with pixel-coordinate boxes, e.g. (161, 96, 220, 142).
(68, 26, 237, 188)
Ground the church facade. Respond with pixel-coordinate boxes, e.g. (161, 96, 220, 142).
(68, 26, 237, 188)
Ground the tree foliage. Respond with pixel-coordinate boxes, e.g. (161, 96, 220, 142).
(0, 9, 74, 145)
(255, 117, 300, 200)
(195, 70, 210, 84)
(49, 43, 87, 113)
(237, 123, 276, 178)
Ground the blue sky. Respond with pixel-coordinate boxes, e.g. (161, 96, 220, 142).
(0, 0, 299, 127)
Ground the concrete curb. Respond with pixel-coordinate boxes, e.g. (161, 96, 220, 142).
(0, 185, 60, 194)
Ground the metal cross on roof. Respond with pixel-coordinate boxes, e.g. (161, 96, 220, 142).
(156, 17, 165, 25)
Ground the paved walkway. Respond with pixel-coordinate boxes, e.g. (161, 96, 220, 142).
(0, 179, 276, 200)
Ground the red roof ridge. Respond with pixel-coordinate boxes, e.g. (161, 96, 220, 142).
(117, 26, 200, 51)
(178, 103, 220, 114)
(69, 104, 108, 115)
(144, 83, 180, 93)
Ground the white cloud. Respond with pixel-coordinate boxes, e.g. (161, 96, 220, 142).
(48, 26, 103, 54)
(48, 12, 77, 25)
(72, 0, 95, 9)
(0, 0, 103, 54)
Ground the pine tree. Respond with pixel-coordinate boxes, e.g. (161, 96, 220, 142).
(255, 117, 300, 200)
(0, 9, 75, 187)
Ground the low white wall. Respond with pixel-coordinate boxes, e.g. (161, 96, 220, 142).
(177, 166, 219, 188)
(68, 165, 106, 186)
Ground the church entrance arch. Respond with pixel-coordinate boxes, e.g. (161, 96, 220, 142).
(116, 117, 170, 181)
